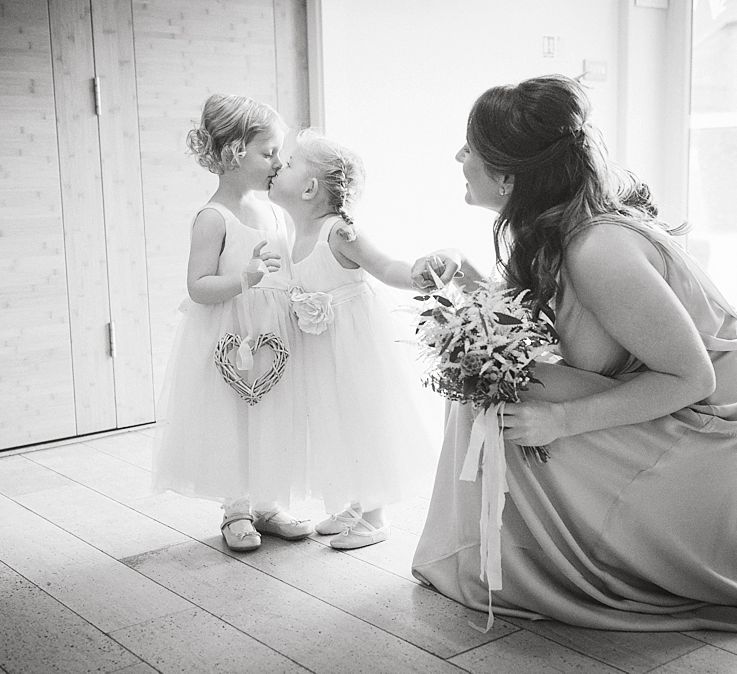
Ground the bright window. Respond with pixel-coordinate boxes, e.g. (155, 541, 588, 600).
(688, 0, 737, 305)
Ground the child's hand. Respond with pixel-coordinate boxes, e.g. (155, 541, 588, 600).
(411, 251, 463, 290)
(243, 240, 281, 288)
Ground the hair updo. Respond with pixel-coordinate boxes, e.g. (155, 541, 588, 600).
(467, 74, 659, 311)
(295, 129, 365, 240)
(186, 94, 284, 175)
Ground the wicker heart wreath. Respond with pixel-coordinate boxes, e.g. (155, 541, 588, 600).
(214, 332, 289, 406)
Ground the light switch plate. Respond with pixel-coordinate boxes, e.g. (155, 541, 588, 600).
(634, 0, 669, 9)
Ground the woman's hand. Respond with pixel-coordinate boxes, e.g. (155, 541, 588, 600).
(501, 401, 567, 447)
(411, 249, 463, 290)
(243, 240, 281, 289)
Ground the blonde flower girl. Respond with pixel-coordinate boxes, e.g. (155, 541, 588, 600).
(154, 95, 312, 552)
(269, 130, 439, 549)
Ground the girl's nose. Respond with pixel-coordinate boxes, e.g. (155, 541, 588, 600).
(273, 156, 283, 171)
(454, 145, 468, 163)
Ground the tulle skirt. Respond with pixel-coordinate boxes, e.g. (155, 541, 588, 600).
(300, 285, 440, 513)
(153, 290, 308, 506)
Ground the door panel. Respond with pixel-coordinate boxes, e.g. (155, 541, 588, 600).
(0, 0, 77, 447)
(92, 0, 156, 426)
(48, 0, 117, 434)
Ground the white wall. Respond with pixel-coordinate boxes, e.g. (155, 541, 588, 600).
(312, 0, 622, 272)
(618, 0, 691, 228)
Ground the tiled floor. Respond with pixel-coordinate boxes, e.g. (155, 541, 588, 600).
(2, 427, 737, 673)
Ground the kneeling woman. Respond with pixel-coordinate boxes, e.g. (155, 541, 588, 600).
(412, 74, 737, 631)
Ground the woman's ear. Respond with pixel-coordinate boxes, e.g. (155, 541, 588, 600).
(301, 177, 318, 201)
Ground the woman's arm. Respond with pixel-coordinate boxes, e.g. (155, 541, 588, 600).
(502, 224, 716, 446)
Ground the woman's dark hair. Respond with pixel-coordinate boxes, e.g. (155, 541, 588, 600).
(467, 74, 660, 311)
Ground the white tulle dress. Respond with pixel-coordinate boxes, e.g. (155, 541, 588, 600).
(153, 202, 308, 508)
(291, 216, 436, 513)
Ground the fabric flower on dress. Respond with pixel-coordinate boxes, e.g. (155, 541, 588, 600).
(289, 287, 335, 335)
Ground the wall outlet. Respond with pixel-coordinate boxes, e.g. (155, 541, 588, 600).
(634, 0, 669, 8)
(542, 35, 559, 58)
(582, 59, 607, 82)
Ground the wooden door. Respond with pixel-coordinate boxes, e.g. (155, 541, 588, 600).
(0, 0, 82, 448)
(1, 0, 154, 450)
(0, 0, 308, 449)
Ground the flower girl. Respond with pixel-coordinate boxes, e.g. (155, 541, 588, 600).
(268, 130, 436, 549)
(153, 95, 312, 552)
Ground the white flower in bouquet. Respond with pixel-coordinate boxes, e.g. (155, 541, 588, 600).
(413, 279, 559, 462)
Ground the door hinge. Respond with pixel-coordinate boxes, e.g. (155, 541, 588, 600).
(93, 76, 102, 116)
(107, 321, 116, 358)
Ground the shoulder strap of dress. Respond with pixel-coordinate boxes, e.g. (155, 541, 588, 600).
(319, 215, 343, 242)
(198, 202, 230, 222)
(268, 202, 285, 232)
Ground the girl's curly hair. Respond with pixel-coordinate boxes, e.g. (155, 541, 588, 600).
(186, 94, 284, 174)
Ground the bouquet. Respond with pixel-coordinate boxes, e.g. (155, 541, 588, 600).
(413, 279, 559, 463)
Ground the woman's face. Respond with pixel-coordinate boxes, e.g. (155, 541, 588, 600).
(455, 142, 509, 212)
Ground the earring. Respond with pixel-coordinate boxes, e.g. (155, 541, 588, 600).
(498, 185, 507, 197)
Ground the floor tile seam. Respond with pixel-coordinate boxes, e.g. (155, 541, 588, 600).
(22, 451, 152, 495)
(206, 540, 493, 663)
(78, 440, 153, 472)
(500, 628, 642, 674)
(441, 625, 523, 661)
(0, 491, 208, 635)
(104, 589, 324, 674)
(642, 641, 732, 673)
(679, 632, 737, 655)
(14, 454, 197, 550)
(0, 478, 190, 560)
(306, 534, 423, 586)
(0, 559, 151, 670)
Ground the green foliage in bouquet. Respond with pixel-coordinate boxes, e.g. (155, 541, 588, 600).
(414, 280, 559, 462)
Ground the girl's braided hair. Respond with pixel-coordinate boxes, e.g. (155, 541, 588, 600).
(186, 94, 283, 174)
(296, 129, 365, 241)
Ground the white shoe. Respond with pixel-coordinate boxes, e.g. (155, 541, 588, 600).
(253, 509, 313, 540)
(221, 514, 261, 552)
(315, 506, 361, 536)
(329, 517, 389, 550)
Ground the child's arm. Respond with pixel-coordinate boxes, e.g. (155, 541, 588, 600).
(330, 228, 414, 290)
(187, 209, 280, 304)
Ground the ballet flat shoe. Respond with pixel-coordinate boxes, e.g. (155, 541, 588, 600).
(221, 514, 261, 552)
(253, 510, 313, 540)
(329, 519, 389, 550)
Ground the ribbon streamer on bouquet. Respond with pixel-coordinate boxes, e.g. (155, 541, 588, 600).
(235, 334, 255, 371)
(459, 401, 508, 631)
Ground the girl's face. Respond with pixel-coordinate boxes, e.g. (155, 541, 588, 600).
(455, 142, 509, 212)
(233, 127, 284, 191)
(268, 148, 314, 207)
